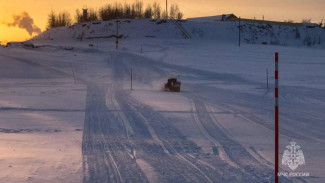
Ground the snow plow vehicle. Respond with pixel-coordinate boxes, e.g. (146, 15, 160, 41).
(164, 78, 181, 92)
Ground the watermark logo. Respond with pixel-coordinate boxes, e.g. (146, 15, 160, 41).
(281, 140, 305, 171)
(278, 140, 309, 178)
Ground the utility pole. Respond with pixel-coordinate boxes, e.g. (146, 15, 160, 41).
(115, 19, 119, 50)
(116, 6, 119, 50)
(238, 17, 241, 47)
(116, 19, 119, 50)
(166, 0, 168, 19)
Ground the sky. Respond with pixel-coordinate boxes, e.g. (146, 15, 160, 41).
(0, 0, 324, 44)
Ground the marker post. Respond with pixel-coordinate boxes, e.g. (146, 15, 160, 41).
(275, 52, 279, 183)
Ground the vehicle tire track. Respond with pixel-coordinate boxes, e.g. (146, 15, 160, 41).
(82, 84, 149, 183)
(194, 99, 274, 182)
(115, 90, 268, 183)
(116, 91, 219, 182)
(193, 99, 296, 183)
(190, 100, 239, 168)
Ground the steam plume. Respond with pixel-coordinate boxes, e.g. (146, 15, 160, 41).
(7, 12, 41, 36)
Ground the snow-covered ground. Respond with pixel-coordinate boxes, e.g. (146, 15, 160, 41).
(0, 19, 324, 183)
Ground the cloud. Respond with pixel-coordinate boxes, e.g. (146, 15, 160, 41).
(6, 12, 41, 36)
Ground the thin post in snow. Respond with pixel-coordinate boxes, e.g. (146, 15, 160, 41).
(70, 63, 77, 84)
(238, 17, 241, 47)
(267, 68, 269, 89)
(274, 52, 279, 183)
(116, 18, 119, 50)
(131, 68, 133, 91)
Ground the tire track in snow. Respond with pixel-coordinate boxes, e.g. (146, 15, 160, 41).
(193, 99, 301, 183)
(82, 84, 149, 183)
(193, 99, 277, 182)
(190, 100, 239, 168)
(116, 91, 219, 183)
(115, 90, 269, 183)
(5, 52, 298, 182)
(210, 102, 315, 143)
(110, 52, 282, 182)
(0, 55, 144, 182)
(205, 103, 309, 183)
(204, 103, 275, 169)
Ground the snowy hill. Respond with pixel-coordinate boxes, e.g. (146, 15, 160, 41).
(33, 19, 185, 42)
(30, 19, 325, 48)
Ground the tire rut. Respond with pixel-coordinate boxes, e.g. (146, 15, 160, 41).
(82, 84, 149, 183)
(115, 90, 266, 183)
(193, 99, 295, 183)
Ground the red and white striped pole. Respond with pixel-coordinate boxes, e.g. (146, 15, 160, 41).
(274, 52, 279, 183)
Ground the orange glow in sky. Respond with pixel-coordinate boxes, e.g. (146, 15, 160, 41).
(1, 0, 324, 44)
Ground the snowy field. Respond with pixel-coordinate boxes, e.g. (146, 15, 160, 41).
(0, 20, 324, 183)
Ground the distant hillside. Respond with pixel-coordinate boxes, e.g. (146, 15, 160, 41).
(33, 19, 184, 42)
(30, 19, 325, 48)
(183, 20, 325, 48)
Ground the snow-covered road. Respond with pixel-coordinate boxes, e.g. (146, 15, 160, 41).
(0, 38, 324, 182)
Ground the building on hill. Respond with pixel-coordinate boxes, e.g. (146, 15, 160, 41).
(238, 18, 303, 27)
(238, 19, 320, 28)
(188, 14, 320, 28)
(187, 14, 238, 22)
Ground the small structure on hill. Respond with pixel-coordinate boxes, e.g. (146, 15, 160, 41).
(83, 9, 88, 22)
(188, 14, 320, 27)
(187, 14, 238, 22)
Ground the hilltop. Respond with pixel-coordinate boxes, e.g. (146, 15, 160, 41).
(25, 18, 325, 49)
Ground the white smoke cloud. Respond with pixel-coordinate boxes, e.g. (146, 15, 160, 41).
(7, 12, 41, 36)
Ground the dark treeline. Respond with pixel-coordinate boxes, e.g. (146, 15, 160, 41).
(47, 11, 72, 28)
(47, 1, 183, 29)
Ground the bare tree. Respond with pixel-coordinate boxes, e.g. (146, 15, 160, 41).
(47, 11, 56, 29)
(161, 10, 167, 19)
(135, 0, 144, 18)
(301, 18, 312, 24)
(284, 19, 294, 23)
(99, 4, 112, 21)
(57, 11, 72, 27)
(114, 3, 123, 18)
(177, 12, 183, 20)
(75, 9, 82, 23)
(318, 19, 323, 27)
(88, 8, 98, 21)
(98, 2, 126, 20)
(131, 3, 137, 19)
(170, 4, 177, 18)
(144, 4, 153, 19)
(124, 4, 131, 18)
(72, 1, 184, 22)
(169, 4, 183, 19)
(47, 11, 71, 28)
(152, 2, 161, 19)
